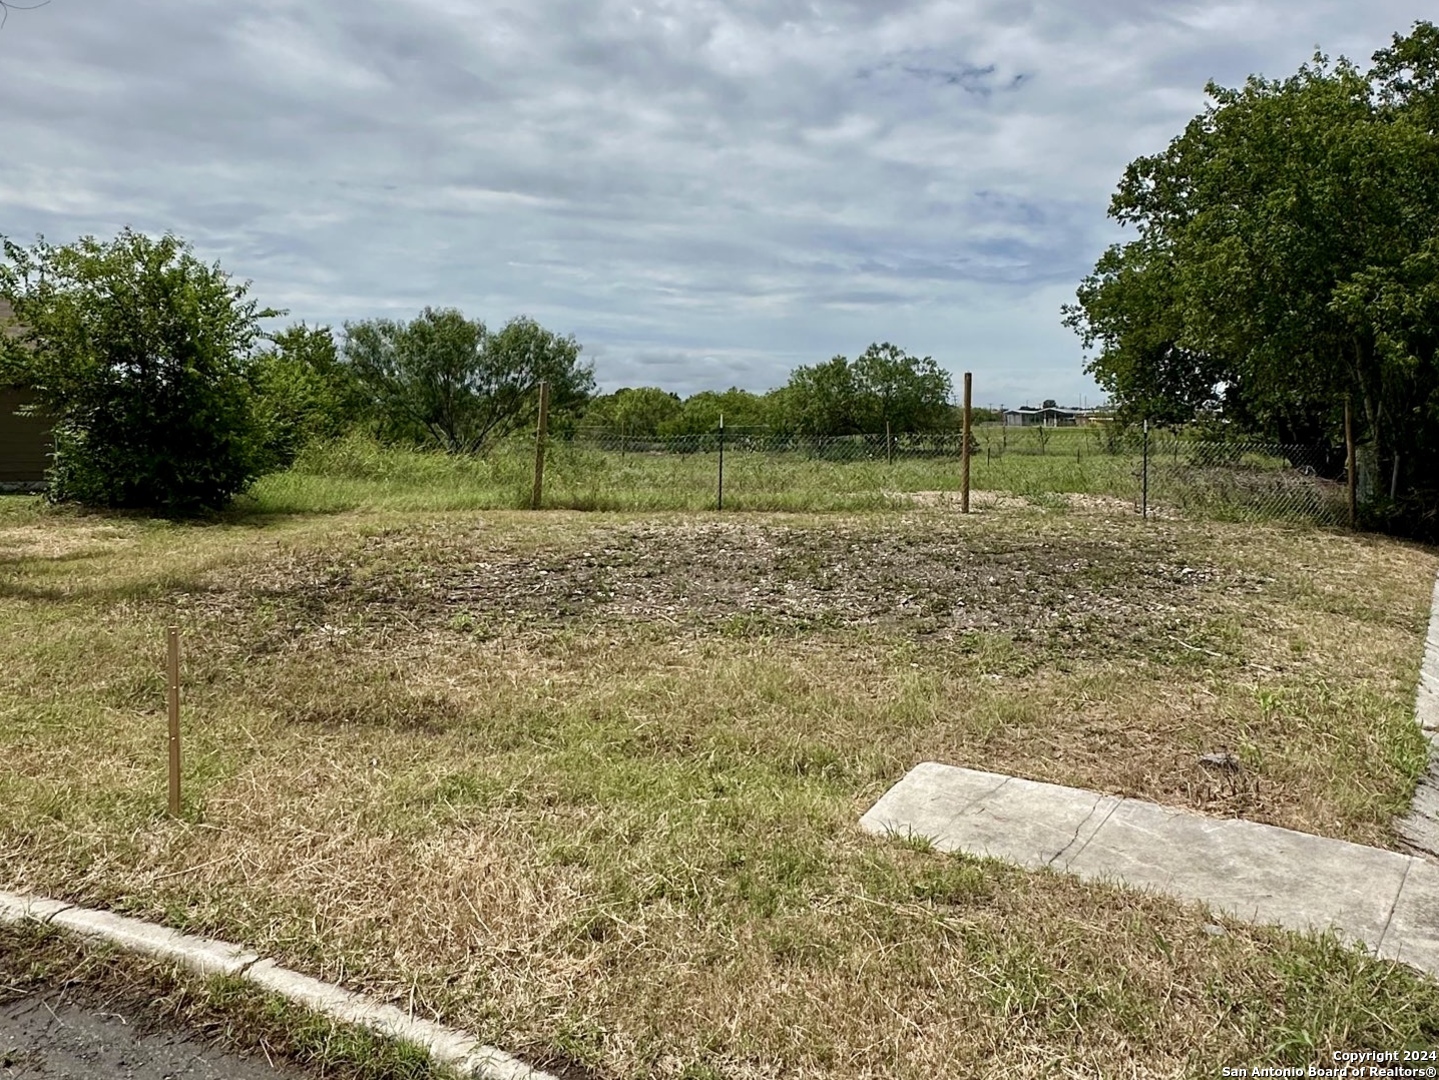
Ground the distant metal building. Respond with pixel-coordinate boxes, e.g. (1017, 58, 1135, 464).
(1002, 405, 1093, 428)
(0, 298, 52, 490)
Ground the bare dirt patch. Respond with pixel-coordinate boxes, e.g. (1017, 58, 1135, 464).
(190, 517, 1260, 664)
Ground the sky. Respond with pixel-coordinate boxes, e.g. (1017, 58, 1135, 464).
(1, 1, 1434, 409)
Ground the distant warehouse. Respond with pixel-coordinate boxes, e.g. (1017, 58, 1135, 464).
(0, 298, 52, 490)
(1002, 405, 1100, 428)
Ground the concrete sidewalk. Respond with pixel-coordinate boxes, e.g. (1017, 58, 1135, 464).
(860, 762, 1439, 977)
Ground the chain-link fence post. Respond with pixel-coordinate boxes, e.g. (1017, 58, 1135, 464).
(531, 380, 549, 510)
(1141, 418, 1150, 520)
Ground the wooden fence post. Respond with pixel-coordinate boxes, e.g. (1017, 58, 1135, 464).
(167, 626, 181, 817)
(961, 373, 972, 514)
(717, 413, 725, 511)
(531, 380, 550, 511)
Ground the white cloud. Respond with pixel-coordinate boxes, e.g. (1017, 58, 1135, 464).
(0, 0, 1433, 403)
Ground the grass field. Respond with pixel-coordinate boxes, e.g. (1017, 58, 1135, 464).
(249, 427, 1335, 521)
(1, 478, 1436, 1078)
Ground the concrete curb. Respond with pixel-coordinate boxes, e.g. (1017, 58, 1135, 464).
(0, 890, 555, 1080)
(1398, 573, 1439, 858)
(1419, 574, 1439, 736)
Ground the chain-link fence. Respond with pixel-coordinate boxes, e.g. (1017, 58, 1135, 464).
(1135, 428, 1348, 525)
(560, 423, 1351, 523)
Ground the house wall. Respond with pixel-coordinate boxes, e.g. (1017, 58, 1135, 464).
(0, 386, 52, 485)
(0, 299, 54, 487)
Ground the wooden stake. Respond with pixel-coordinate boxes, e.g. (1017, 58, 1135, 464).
(531, 380, 550, 511)
(716, 413, 724, 511)
(961, 372, 973, 514)
(167, 626, 181, 817)
(1345, 395, 1357, 529)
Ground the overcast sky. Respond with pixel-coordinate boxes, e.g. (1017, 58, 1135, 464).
(1, 2, 1433, 407)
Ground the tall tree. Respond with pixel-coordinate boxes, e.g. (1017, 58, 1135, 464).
(583, 387, 683, 437)
(342, 308, 593, 453)
(658, 388, 775, 436)
(777, 355, 862, 435)
(250, 322, 367, 467)
(777, 346, 954, 435)
(0, 229, 279, 513)
(1065, 23, 1439, 528)
(850, 342, 954, 433)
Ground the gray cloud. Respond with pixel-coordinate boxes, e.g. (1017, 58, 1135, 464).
(1, 0, 1434, 403)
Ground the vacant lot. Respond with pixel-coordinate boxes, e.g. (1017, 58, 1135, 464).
(1, 495, 1436, 1078)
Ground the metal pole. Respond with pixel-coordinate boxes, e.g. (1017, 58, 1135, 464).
(531, 380, 550, 510)
(885, 420, 892, 466)
(717, 413, 725, 511)
(1345, 395, 1357, 528)
(1141, 418, 1150, 520)
(167, 626, 181, 817)
(961, 373, 972, 514)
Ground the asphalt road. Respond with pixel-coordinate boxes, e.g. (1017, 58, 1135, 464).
(1, 992, 301, 1080)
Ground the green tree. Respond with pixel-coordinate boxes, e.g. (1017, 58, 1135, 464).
(342, 308, 594, 453)
(851, 342, 955, 432)
(1065, 241, 1225, 427)
(1064, 23, 1439, 529)
(250, 322, 367, 467)
(582, 386, 682, 437)
(658, 388, 775, 436)
(776, 346, 954, 435)
(0, 229, 279, 514)
(776, 355, 861, 435)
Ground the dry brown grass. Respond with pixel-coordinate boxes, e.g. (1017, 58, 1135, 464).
(2, 498, 1437, 1078)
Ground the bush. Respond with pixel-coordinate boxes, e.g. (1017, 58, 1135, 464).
(0, 229, 279, 514)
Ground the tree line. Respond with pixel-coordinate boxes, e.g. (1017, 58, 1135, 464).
(1066, 21, 1439, 537)
(0, 230, 965, 513)
(582, 347, 997, 439)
